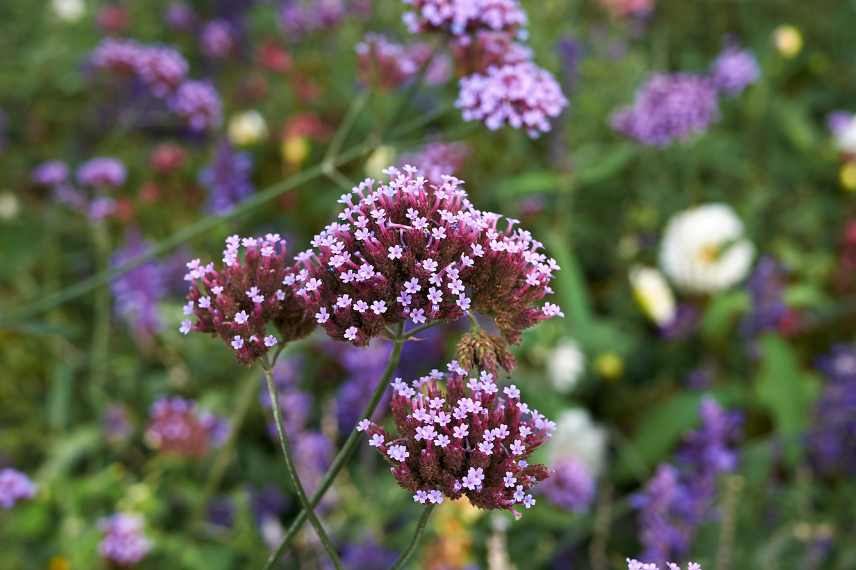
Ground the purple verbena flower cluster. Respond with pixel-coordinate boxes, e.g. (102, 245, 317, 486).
(199, 140, 255, 214)
(77, 157, 127, 188)
(0, 468, 37, 509)
(809, 345, 856, 476)
(294, 165, 562, 346)
(145, 396, 228, 458)
(402, 0, 527, 37)
(200, 19, 236, 59)
(710, 46, 760, 97)
(359, 362, 554, 516)
(182, 234, 315, 364)
(457, 61, 569, 138)
(280, 0, 346, 37)
(634, 397, 740, 564)
(613, 44, 759, 146)
(32, 160, 69, 187)
(611, 73, 720, 147)
(170, 80, 223, 132)
(402, 0, 568, 137)
(397, 142, 470, 185)
(539, 456, 595, 512)
(98, 513, 152, 567)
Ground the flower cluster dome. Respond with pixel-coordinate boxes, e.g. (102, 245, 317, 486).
(359, 361, 554, 515)
(293, 165, 563, 346)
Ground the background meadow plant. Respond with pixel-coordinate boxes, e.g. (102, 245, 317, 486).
(2, 0, 856, 569)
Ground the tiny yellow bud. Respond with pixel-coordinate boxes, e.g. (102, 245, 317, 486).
(840, 162, 856, 191)
(282, 135, 310, 166)
(594, 352, 623, 380)
(774, 25, 802, 58)
(48, 556, 71, 570)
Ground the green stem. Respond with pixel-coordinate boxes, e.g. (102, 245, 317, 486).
(390, 505, 436, 570)
(263, 364, 343, 570)
(191, 369, 259, 528)
(88, 220, 111, 409)
(264, 328, 405, 570)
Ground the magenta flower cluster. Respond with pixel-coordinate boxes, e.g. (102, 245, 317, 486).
(98, 513, 152, 567)
(402, 0, 568, 137)
(0, 468, 37, 509)
(710, 46, 760, 97)
(539, 456, 595, 512)
(358, 362, 554, 515)
(182, 234, 314, 364)
(77, 157, 127, 188)
(294, 165, 563, 346)
(34, 157, 124, 220)
(145, 396, 228, 458)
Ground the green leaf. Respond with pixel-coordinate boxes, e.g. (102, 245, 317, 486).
(574, 143, 637, 187)
(754, 335, 820, 464)
(495, 171, 568, 198)
(701, 291, 750, 342)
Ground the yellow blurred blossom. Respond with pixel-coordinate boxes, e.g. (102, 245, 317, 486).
(774, 25, 802, 58)
(281, 135, 310, 166)
(365, 145, 397, 179)
(840, 162, 856, 191)
(48, 556, 71, 570)
(594, 352, 623, 380)
(629, 265, 676, 326)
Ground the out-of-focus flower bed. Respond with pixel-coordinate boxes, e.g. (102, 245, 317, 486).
(1, 0, 855, 569)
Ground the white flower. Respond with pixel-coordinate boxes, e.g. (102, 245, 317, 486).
(629, 266, 676, 326)
(835, 117, 856, 154)
(659, 203, 754, 294)
(547, 338, 585, 394)
(52, 0, 85, 22)
(228, 110, 268, 146)
(546, 408, 607, 479)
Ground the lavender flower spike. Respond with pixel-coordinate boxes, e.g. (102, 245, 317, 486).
(0, 468, 37, 509)
(710, 46, 760, 97)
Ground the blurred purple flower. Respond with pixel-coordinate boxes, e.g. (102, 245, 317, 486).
(556, 37, 582, 92)
(103, 404, 134, 443)
(166, 2, 197, 31)
(201, 20, 236, 59)
(138, 46, 189, 97)
(280, 0, 345, 37)
(171, 80, 223, 132)
(77, 157, 127, 188)
(710, 45, 760, 97)
(397, 142, 470, 185)
(612, 73, 719, 147)
(251, 484, 288, 523)
(809, 345, 856, 476)
(634, 397, 740, 564)
(110, 232, 167, 339)
(145, 396, 227, 458)
(99, 513, 151, 566)
(660, 303, 700, 341)
(340, 539, 397, 570)
(32, 160, 69, 187)
(540, 456, 595, 512)
(740, 256, 788, 340)
(0, 468, 37, 509)
(207, 497, 235, 529)
(827, 111, 853, 136)
(199, 140, 254, 214)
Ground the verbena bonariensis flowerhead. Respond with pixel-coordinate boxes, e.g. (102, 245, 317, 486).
(294, 165, 562, 346)
(634, 397, 740, 564)
(809, 345, 856, 476)
(359, 362, 554, 516)
(539, 456, 595, 512)
(200, 19, 235, 59)
(91, 38, 147, 76)
(99, 513, 152, 567)
(111, 232, 167, 339)
(710, 46, 760, 97)
(182, 234, 314, 364)
(0, 468, 37, 509)
(145, 396, 228, 457)
(452, 31, 532, 75)
(456, 62, 568, 138)
(403, 0, 527, 37)
(611, 73, 719, 147)
(740, 256, 788, 339)
(171, 80, 223, 132)
(397, 142, 470, 185)
(199, 140, 255, 214)
(32, 160, 69, 187)
(137, 45, 188, 97)
(77, 157, 127, 188)
(280, 0, 346, 36)
(627, 560, 702, 570)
